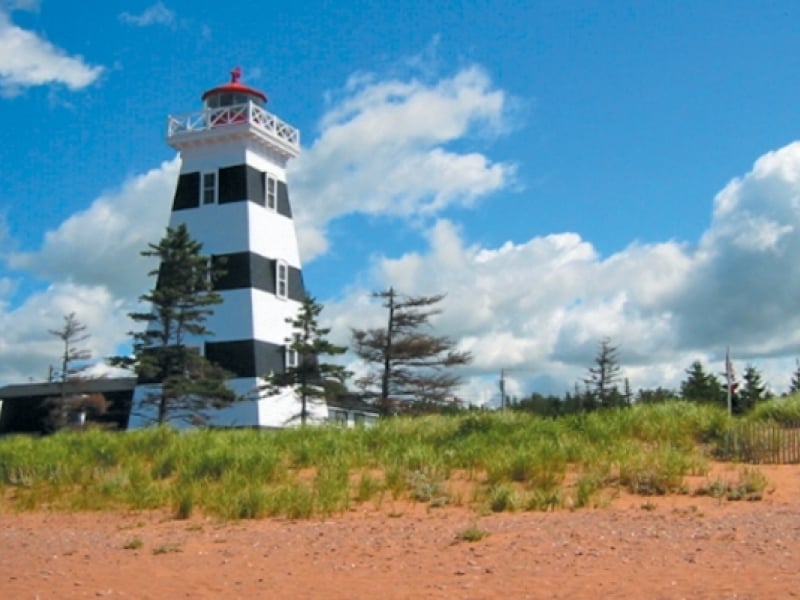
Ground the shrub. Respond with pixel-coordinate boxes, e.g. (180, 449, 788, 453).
(488, 484, 516, 512)
(457, 524, 488, 542)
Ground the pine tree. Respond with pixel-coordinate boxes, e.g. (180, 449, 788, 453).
(351, 287, 471, 414)
(584, 338, 625, 408)
(789, 359, 800, 395)
(117, 224, 235, 425)
(635, 387, 675, 404)
(680, 360, 725, 405)
(44, 312, 94, 430)
(263, 295, 349, 425)
(737, 365, 768, 413)
(514, 392, 564, 416)
(623, 377, 633, 406)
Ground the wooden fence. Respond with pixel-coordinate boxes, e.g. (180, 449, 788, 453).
(720, 421, 800, 464)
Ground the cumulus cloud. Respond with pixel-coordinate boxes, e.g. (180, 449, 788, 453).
(674, 142, 800, 355)
(0, 159, 178, 383)
(119, 2, 175, 28)
(0, 282, 132, 383)
(5, 63, 800, 404)
(290, 66, 515, 261)
(0, 10, 103, 95)
(9, 158, 179, 299)
(324, 141, 800, 402)
(324, 220, 688, 401)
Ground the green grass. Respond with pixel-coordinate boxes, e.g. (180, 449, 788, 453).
(694, 467, 769, 501)
(456, 523, 488, 542)
(0, 402, 771, 519)
(749, 394, 800, 423)
(152, 542, 182, 555)
(122, 537, 143, 550)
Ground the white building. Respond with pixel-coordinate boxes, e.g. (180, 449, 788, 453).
(129, 69, 328, 428)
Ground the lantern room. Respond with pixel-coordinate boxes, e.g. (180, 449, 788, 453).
(201, 66, 267, 109)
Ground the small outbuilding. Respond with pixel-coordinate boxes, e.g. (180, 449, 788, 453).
(0, 378, 136, 434)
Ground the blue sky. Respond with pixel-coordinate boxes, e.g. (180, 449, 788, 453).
(3, 0, 800, 403)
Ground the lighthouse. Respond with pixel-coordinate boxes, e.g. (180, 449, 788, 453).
(129, 69, 326, 428)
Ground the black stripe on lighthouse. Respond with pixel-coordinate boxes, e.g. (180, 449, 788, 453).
(172, 165, 292, 217)
(172, 172, 200, 210)
(211, 252, 305, 301)
(205, 339, 287, 378)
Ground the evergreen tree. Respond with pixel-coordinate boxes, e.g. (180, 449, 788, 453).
(584, 338, 626, 408)
(44, 312, 95, 430)
(635, 387, 676, 404)
(263, 295, 349, 425)
(737, 364, 768, 413)
(789, 359, 800, 395)
(514, 392, 564, 416)
(117, 224, 235, 425)
(49, 312, 91, 383)
(351, 287, 471, 414)
(623, 377, 633, 405)
(680, 360, 725, 405)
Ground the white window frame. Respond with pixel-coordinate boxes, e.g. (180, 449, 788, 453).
(265, 174, 277, 211)
(201, 171, 217, 205)
(276, 260, 288, 299)
(285, 346, 299, 369)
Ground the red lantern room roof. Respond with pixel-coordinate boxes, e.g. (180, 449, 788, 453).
(201, 67, 267, 103)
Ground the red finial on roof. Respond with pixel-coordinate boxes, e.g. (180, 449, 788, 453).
(231, 66, 242, 83)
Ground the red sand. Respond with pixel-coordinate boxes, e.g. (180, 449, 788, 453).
(2, 463, 800, 599)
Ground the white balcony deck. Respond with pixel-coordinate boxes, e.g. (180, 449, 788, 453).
(167, 102, 300, 154)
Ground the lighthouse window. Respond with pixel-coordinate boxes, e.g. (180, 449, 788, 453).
(276, 260, 288, 299)
(285, 347, 299, 369)
(265, 174, 277, 210)
(207, 93, 251, 109)
(202, 172, 217, 205)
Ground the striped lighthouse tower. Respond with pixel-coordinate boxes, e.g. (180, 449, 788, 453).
(129, 68, 325, 428)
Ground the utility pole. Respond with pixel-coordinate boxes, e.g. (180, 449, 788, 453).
(725, 347, 734, 417)
(498, 367, 538, 410)
(499, 369, 506, 410)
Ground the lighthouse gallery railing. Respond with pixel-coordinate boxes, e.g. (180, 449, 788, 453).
(167, 102, 300, 149)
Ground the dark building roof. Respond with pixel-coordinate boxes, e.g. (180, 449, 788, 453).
(0, 378, 137, 400)
(327, 393, 381, 415)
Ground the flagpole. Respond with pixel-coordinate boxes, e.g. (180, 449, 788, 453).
(725, 347, 733, 417)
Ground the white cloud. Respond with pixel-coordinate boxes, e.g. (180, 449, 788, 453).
(290, 66, 516, 261)
(119, 2, 175, 27)
(9, 158, 179, 299)
(675, 141, 800, 352)
(326, 219, 689, 398)
(0, 282, 132, 383)
(324, 140, 800, 401)
(0, 1, 40, 11)
(0, 11, 103, 95)
(5, 64, 800, 405)
(0, 159, 178, 383)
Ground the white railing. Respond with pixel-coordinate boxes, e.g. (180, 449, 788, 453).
(167, 102, 300, 149)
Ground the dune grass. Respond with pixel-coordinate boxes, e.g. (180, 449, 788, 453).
(0, 401, 762, 519)
(749, 393, 800, 423)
